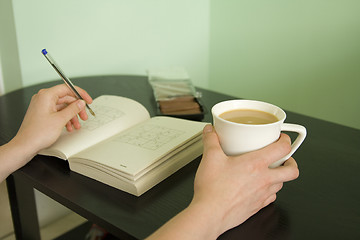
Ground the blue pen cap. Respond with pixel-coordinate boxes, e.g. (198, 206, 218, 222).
(42, 49, 48, 55)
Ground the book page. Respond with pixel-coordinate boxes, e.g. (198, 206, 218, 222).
(38, 95, 150, 159)
(70, 116, 207, 176)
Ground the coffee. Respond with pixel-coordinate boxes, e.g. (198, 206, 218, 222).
(219, 109, 278, 125)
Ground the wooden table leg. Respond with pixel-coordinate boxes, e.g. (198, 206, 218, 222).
(6, 174, 41, 240)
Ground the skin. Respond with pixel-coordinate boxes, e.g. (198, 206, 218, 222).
(0, 84, 299, 239)
(146, 126, 299, 240)
(0, 84, 92, 182)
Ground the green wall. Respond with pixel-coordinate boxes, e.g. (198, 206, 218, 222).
(210, 0, 360, 129)
(2, 0, 359, 129)
(11, 0, 209, 89)
(0, 0, 22, 93)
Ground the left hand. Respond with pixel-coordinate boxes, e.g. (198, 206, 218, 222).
(191, 125, 299, 237)
(13, 84, 93, 157)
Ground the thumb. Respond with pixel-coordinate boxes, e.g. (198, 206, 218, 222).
(58, 100, 86, 124)
(202, 124, 225, 158)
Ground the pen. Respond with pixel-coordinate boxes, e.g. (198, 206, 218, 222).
(41, 49, 95, 116)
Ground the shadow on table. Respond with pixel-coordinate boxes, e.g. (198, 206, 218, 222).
(219, 203, 290, 240)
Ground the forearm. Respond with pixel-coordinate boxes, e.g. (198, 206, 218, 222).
(0, 137, 36, 183)
(146, 201, 223, 240)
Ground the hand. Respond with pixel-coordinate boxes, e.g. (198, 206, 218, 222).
(12, 84, 93, 157)
(146, 124, 299, 240)
(191, 125, 299, 237)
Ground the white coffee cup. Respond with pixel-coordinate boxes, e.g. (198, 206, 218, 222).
(212, 100, 307, 168)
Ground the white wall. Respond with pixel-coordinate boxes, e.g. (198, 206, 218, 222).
(12, 0, 210, 88)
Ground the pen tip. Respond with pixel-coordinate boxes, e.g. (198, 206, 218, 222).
(89, 108, 96, 117)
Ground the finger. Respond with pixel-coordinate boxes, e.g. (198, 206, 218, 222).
(56, 87, 93, 105)
(70, 115, 81, 130)
(48, 84, 78, 99)
(269, 183, 283, 195)
(283, 157, 298, 168)
(74, 86, 93, 104)
(47, 84, 93, 104)
(66, 121, 73, 132)
(270, 157, 299, 183)
(58, 100, 86, 126)
(248, 133, 292, 166)
(56, 103, 68, 111)
(57, 95, 77, 105)
(57, 95, 89, 121)
(263, 194, 277, 208)
(78, 109, 89, 121)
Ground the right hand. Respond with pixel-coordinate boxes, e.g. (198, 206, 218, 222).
(13, 84, 93, 157)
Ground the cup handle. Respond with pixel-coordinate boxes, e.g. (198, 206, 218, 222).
(269, 123, 307, 168)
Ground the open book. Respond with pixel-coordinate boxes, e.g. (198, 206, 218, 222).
(39, 95, 207, 196)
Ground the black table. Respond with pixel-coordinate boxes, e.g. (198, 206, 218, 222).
(1, 75, 359, 240)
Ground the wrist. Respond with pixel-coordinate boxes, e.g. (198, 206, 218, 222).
(184, 199, 225, 239)
(12, 131, 40, 158)
(7, 135, 37, 166)
(0, 139, 32, 182)
(146, 199, 224, 240)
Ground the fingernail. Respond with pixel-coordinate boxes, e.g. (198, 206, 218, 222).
(204, 124, 213, 133)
